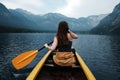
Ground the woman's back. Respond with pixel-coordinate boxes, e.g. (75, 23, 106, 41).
(44, 21, 78, 51)
(56, 41, 72, 52)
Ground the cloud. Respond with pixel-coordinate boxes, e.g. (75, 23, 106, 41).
(37, 0, 67, 14)
(1, 0, 66, 14)
(1, 0, 44, 14)
(57, 0, 120, 18)
(57, 0, 82, 18)
(1, 0, 120, 18)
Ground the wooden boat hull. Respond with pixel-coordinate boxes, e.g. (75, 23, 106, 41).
(26, 50, 96, 80)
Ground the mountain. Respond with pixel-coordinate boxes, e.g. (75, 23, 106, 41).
(0, 3, 10, 15)
(0, 3, 38, 32)
(91, 3, 120, 35)
(77, 14, 107, 30)
(0, 3, 107, 33)
(87, 14, 108, 27)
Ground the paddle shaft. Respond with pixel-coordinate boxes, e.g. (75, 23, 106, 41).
(38, 41, 53, 51)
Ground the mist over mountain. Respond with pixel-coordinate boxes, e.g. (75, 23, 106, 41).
(0, 3, 107, 33)
(91, 3, 120, 35)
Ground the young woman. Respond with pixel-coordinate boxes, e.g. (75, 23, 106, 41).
(44, 21, 78, 51)
(44, 21, 78, 66)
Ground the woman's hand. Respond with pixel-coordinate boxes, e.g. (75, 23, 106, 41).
(44, 43, 49, 48)
(68, 29, 71, 32)
(68, 29, 78, 39)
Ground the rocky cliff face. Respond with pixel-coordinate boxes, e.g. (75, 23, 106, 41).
(0, 3, 10, 16)
(91, 3, 120, 35)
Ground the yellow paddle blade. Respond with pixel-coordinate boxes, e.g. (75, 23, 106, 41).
(12, 50, 38, 70)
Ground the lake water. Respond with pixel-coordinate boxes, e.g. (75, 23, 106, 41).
(0, 33, 120, 80)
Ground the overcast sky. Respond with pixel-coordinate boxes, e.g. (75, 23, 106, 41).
(1, 0, 120, 18)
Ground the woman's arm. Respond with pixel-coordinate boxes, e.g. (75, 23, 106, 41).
(68, 30, 78, 39)
(44, 37, 58, 51)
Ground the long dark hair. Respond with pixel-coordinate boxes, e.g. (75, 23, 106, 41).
(56, 21, 69, 46)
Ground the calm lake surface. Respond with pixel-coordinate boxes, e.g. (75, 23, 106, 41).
(0, 33, 120, 80)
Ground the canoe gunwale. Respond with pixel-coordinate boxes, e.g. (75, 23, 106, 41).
(26, 50, 96, 80)
(26, 50, 52, 80)
(75, 52, 96, 80)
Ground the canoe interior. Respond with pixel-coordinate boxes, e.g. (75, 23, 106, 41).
(35, 52, 87, 80)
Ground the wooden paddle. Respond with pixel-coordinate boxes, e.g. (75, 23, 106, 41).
(12, 41, 53, 70)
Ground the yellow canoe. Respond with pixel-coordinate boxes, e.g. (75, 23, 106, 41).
(26, 50, 96, 80)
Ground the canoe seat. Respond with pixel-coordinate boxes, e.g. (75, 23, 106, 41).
(44, 63, 80, 68)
